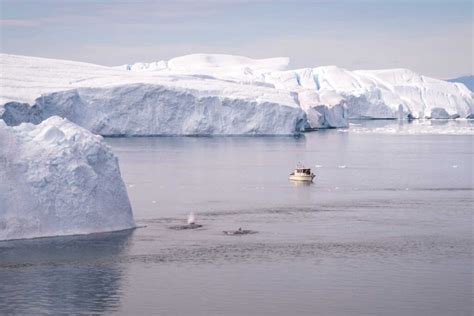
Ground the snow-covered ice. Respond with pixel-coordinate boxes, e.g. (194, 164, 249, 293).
(0, 54, 306, 135)
(4, 84, 306, 135)
(0, 116, 135, 241)
(264, 67, 473, 121)
(119, 53, 289, 78)
(1, 53, 473, 134)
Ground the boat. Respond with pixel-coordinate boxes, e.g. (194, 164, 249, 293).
(288, 164, 315, 182)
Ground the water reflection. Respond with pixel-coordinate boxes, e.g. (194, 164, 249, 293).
(429, 119, 450, 126)
(347, 119, 473, 135)
(0, 229, 133, 314)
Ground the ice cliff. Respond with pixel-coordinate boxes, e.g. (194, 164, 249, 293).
(1, 53, 473, 134)
(2, 84, 307, 135)
(264, 67, 473, 120)
(0, 116, 135, 241)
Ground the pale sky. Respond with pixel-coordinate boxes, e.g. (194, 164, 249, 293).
(0, 0, 472, 78)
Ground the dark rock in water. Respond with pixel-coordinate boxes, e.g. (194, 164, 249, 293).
(465, 113, 474, 119)
(169, 223, 203, 230)
(223, 228, 257, 236)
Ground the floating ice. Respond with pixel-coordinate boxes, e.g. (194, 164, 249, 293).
(264, 67, 473, 122)
(0, 116, 135, 241)
(30, 84, 306, 135)
(1, 53, 472, 133)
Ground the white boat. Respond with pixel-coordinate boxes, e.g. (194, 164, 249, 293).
(288, 165, 315, 182)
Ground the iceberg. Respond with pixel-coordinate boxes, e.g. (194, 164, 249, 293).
(0, 116, 135, 241)
(1, 53, 473, 134)
(0, 54, 306, 135)
(2, 84, 307, 135)
(264, 67, 474, 121)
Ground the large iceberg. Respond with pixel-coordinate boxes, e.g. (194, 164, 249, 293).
(1, 53, 473, 134)
(2, 84, 307, 136)
(119, 55, 474, 123)
(0, 54, 306, 135)
(0, 116, 135, 241)
(264, 67, 473, 121)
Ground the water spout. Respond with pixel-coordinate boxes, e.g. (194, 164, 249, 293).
(187, 212, 195, 225)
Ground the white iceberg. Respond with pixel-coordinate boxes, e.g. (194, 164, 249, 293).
(5, 83, 306, 136)
(264, 66, 474, 121)
(0, 116, 135, 241)
(0, 54, 306, 135)
(1, 53, 473, 134)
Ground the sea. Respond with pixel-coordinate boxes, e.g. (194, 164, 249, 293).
(1, 120, 472, 315)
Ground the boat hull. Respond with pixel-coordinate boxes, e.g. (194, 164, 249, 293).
(288, 174, 315, 182)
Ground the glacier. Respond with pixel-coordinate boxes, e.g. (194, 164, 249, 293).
(1, 53, 473, 134)
(0, 116, 135, 241)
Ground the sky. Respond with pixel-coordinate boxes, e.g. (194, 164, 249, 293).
(0, 0, 472, 79)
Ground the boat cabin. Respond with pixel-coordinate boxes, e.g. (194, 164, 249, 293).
(295, 168, 312, 175)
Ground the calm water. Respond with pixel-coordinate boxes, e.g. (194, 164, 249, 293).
(1, 121, 473, 315)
